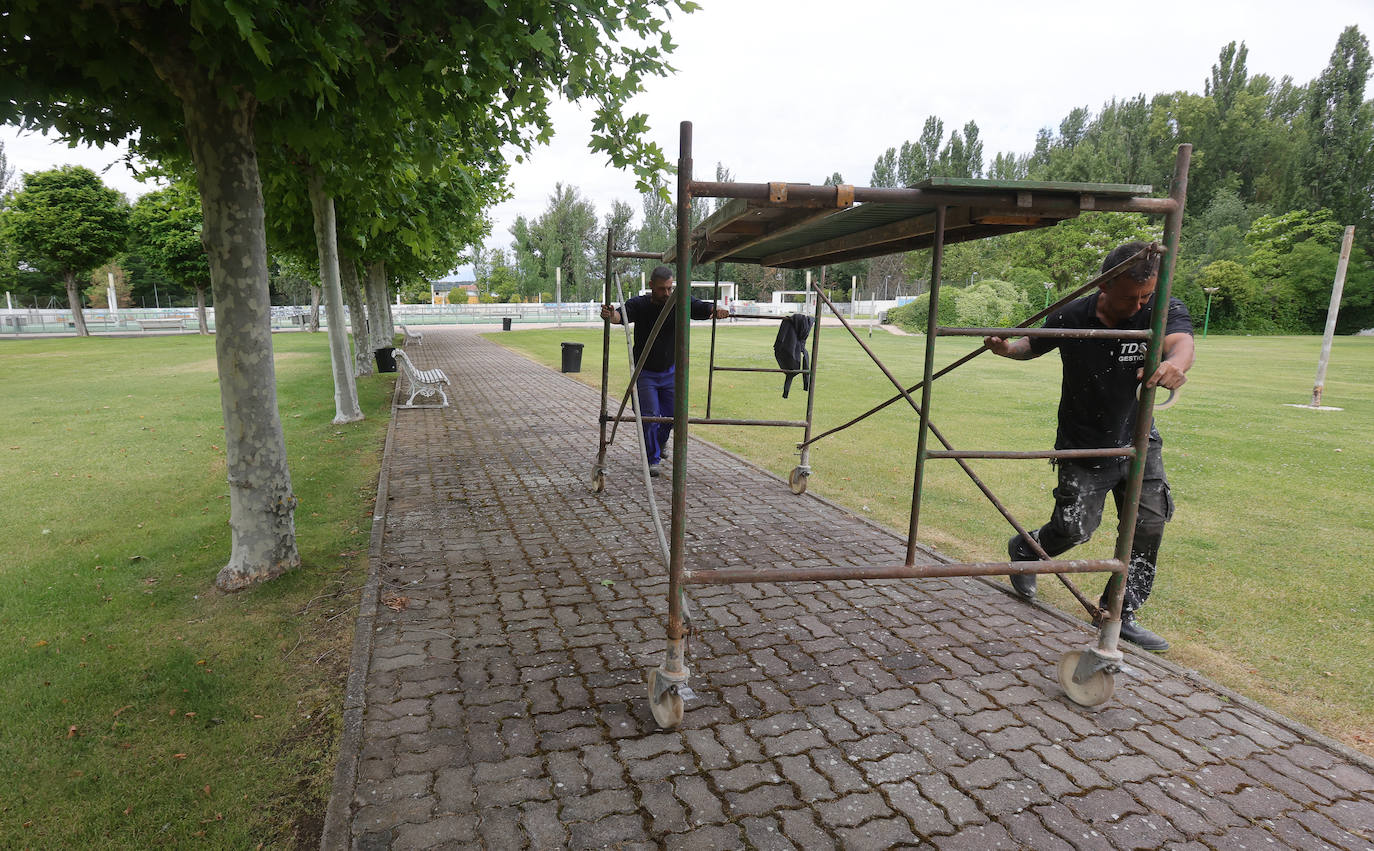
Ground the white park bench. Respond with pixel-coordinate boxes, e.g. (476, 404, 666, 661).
(136, 318, 186, 331)
(398, 324, 423, 345)
(393, 348, 450, 409)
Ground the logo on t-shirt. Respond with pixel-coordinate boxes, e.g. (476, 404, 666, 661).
(1118, 341, 1148, 363)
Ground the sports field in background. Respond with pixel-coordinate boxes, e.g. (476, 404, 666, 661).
(497, 324, 1374, 757)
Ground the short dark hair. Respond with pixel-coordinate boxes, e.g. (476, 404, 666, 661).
(1100, 241, 1159, 284)
(650, 264, 674, 283)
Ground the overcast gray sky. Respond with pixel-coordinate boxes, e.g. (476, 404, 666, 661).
(4, 0, 1371, 278)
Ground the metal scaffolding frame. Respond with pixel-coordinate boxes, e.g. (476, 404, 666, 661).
(602, 120, 1190, 727)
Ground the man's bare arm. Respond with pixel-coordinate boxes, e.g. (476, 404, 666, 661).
(1142, 331, 1194, 389)
(983, 335, 1038, 360)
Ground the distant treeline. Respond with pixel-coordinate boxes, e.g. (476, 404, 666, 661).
(489, 26, 1372, 333)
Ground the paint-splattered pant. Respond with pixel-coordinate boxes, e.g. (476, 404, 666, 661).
(1010, 436, 1173, 615)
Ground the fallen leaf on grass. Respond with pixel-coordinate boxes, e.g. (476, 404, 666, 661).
(113, 704, 133, 717)
(172, 753, 187, 759)
(67, 725, 79, 738)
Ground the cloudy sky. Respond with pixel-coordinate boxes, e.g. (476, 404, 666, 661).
(3, 0, 1370, 277)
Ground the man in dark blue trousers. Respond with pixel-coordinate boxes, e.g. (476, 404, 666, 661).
(602, 265, 729, 477)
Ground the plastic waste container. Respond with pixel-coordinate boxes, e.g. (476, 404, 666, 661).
(560, 342, 584, 373)
(374, 346, 397, 373)
(502, 317, 513, 331)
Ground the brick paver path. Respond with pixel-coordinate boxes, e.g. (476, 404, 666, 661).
(326, 326, 1374, 850)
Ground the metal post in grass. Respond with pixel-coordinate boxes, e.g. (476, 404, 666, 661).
(851, 275, 857, 320)
(1202, 287, 1219, 338)
(1310, 225, 1355, 408)
(555, 267, 562, 327)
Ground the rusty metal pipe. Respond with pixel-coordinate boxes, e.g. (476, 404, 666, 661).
(685, 557, 1126, 585)
(606, 414, 808, 428)
(665, 121, 693, 650)
(712, 366, 794, 374)
(686, 180, 1178, 215)
(937, 327, 1151, 340)
(926, 448, 1135, 460)
(908, 206, 946, 562)
(1101, 144, 1191, 641)
(597, 230, 614, 469)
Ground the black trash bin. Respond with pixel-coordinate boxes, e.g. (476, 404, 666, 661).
(502, 316, 513, 331)
(560, 342, 584, 373)
(374, 346, 397, 373)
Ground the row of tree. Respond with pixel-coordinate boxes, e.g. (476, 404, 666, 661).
(1, 1, 697, 591)
(479, 26, 1373, 332)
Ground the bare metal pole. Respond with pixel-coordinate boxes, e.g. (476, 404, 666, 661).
(707, 262, 721, 418)
(667, 120, 693, 652)
(798, 267, 823, 479)
(906, 206, 946, 564)
(1311, 225, 1355, 407)
(597, 231, 614, 474)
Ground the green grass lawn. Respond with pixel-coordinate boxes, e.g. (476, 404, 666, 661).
(0, 333, 393, 847)
(498, 323, 1374, 756)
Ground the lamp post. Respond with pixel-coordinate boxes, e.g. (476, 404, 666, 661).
(1202, 287, 1219, 339)
(1043, 281, 1053, 309)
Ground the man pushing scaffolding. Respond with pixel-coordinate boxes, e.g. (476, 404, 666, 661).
(601, 264, 730, 477)
(984, 241, 1196, 652)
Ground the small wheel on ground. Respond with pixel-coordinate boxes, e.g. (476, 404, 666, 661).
(646, 669, 684, 729)
(788, 467, 808, 495)
(590, 466, 605, 493)
(1057, 650, 1115, 707)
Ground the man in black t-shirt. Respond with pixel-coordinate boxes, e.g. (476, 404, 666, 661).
(983, 242, 1195, 652)
(601, 265, 729, 477)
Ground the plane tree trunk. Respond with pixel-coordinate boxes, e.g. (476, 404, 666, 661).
(307, 172, 364, 424)
(65, 273, 90, 337)
(180, 78, 299, 591)
(340, 251, 373, 377)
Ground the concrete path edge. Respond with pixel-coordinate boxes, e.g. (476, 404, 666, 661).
(321, 373, 403, 849)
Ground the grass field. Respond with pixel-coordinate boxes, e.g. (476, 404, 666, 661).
(0, 333, 393, 847)
(497, 323, 1374, 757)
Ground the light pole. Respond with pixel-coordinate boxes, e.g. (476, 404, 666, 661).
(1202, 287, 1219, 339)
(1043, 281, 1053, 309)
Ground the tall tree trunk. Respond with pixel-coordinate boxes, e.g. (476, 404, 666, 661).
(308, 285, 321, 332)
(340, 252, 372, 377)
(65, 272, 89, 337)
(364, 260, 393, 351)
(195, 284, 209, 334)
(181, 82, 299, 591)
(307, 172, 364, 424)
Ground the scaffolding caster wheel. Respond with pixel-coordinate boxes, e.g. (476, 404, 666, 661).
(647, 667, 686, 729)
(589, 464, 605, 493)
(788, 466, 809, 495)
(1058, 650, 1116, 707)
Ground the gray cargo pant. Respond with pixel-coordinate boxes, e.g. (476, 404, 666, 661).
(1010, 436, 1174, 615)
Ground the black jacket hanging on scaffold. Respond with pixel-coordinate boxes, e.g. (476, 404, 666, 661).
(773, 313, 814, 398)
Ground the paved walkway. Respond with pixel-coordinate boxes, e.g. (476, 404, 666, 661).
(324, 326, 1374, 850)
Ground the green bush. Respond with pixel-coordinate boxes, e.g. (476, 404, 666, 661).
(889, 278, 1032, 332)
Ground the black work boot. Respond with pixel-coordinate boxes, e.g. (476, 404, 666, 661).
(1118, 614, 1170, 653)
(1007, 535, 1037, 599)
